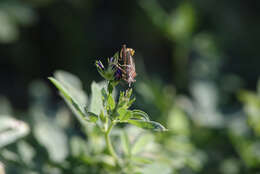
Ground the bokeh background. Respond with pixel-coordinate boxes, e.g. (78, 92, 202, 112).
(1, 0, 260, 173)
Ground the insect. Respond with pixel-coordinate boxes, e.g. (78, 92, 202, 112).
(118, 44, 137, 87)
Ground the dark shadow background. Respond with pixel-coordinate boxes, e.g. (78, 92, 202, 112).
(0, 0, 260, 109)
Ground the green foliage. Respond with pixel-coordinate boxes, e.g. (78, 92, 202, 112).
(127, 120, 166, 131)
(49, 77, 97, 124)
(49, 69, 166, 128)
(47, 51, 167, 172)
(228, 80, 260, 168)
(2, 74, 260, 174)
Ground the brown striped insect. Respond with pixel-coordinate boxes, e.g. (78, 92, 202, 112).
(118, 44, 137, 87)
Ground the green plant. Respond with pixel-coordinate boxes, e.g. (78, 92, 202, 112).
(48, 46, 166, 173)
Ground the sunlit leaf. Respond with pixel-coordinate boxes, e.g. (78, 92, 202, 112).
(33, 114, 68, 162)
(132, 156, 153, 164)
(0, 116, 30, 148)
(70, 136, 89, 157)
(49, 77, 92, 123)
(120, 130, 131, 157)
(98, 110, 108, 125)
(132, 109, 150, 121)
(54, 70, 87, 106)
(1, 149, 20, 162)
(101, 88, 108, 105)
(107, 94, 115, 110)
(132, 133, 154, 155)
(118, 108, 132, 121)
(127, 120, 167, 132)
(85, 111, 99, 123)
(168, 107, 190, 135)
(139, 162, 172, 174)
(117, 89, 135, 109)
(89, 81, 103, 115)
(17, 141, 35, 166)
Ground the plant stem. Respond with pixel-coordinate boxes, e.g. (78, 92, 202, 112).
(105, 121, 119, 163)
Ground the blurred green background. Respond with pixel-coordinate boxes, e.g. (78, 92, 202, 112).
(1, 0, 260, 173)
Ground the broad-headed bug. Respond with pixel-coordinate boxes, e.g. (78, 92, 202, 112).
(118, 44, 137, 87)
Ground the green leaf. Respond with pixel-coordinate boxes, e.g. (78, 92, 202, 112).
(120, 130, 131, 157)
(18, 141, 35, 166)
(118, 90, 135, 109)
(139, 162, 172, 174)
(49, 77, 96, 123)
(132, 133, 154, 155)
(0, 116, 30, 148)
(70, 136, 89, 157)
(99, 110, 106, 123)
(127, 120, 167, 131)
(107, 94, 116, 110)
(89, 81, 104, 115)
(132, 110, 150, 121)
(33, 114, 68, 162)
(85, 111, 99, 123)
(118, 108, 132, 121)
(125, 88, 133, 98)
(108, 82, 114, 94)
(168, 107, 190, 135)
(127, 97, 136, 108)
(54, 70, 87, 106)
(101, 88, 108, 104)
(131, 156, 153, 164)
(49, 77, 71, 100)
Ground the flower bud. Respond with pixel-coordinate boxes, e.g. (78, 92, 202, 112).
(95, 57, 122, 82)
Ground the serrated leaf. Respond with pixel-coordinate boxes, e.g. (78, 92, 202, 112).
(49, 77, 94, 123)
(132, 110, 150, 121)
(127, 120, 167, 131)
